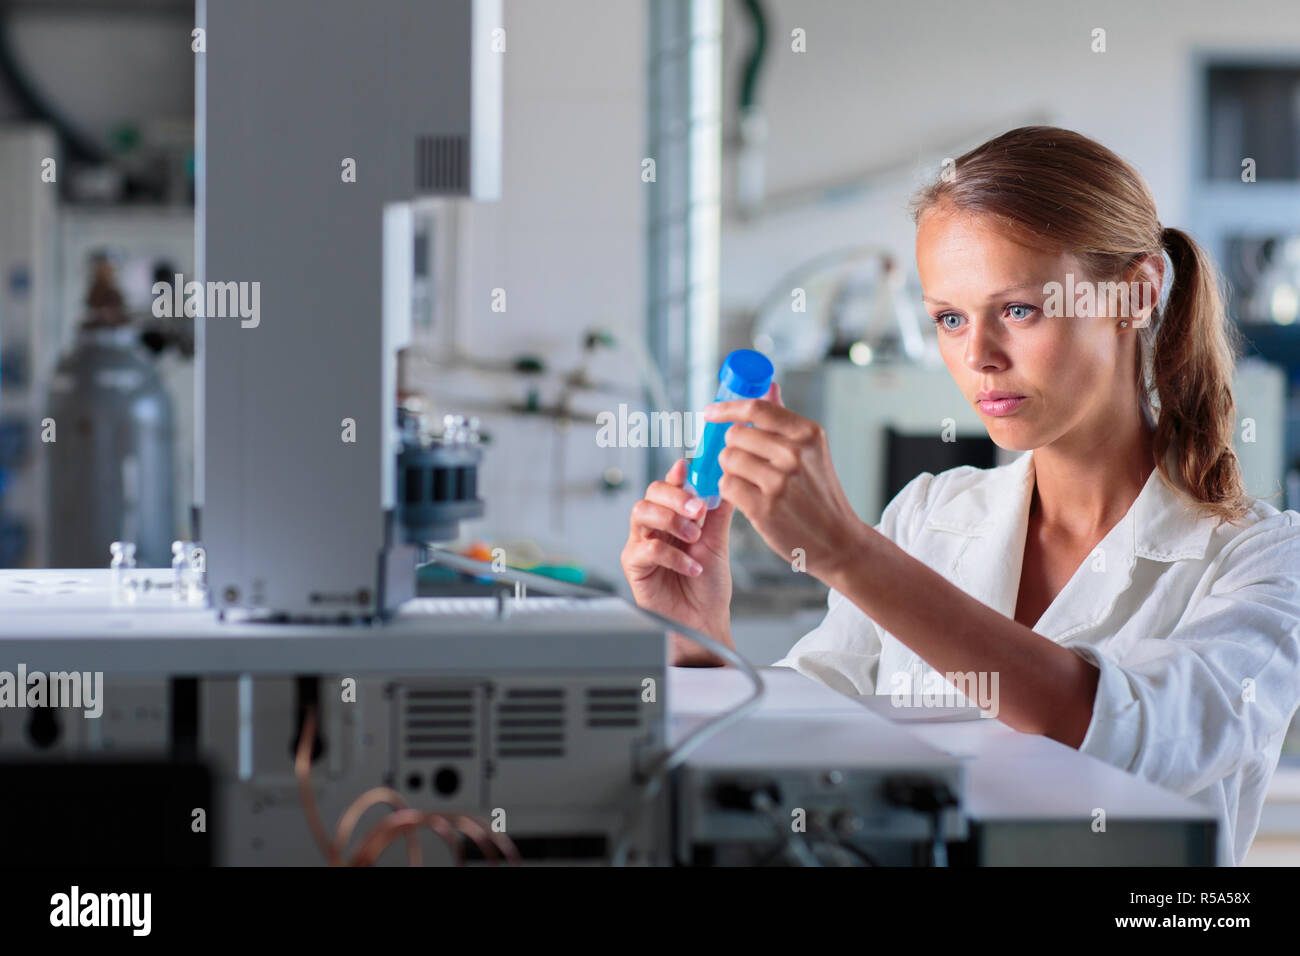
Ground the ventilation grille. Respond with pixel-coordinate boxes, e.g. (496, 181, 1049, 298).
(416, 134, 469, 192)
(403, 689, 475, 760)
(495, 688, 565, 758)
(585, 687, 640, 729)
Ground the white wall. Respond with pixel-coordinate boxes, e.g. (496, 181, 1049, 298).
(717, 0, 1300, 321)
(438, 0, 649, 579)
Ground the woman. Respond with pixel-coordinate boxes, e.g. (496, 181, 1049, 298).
(620, 126, 1300, 867)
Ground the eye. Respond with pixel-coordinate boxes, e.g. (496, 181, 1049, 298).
(1006, 303, 1038, 321)
(934, 312, 964, 332)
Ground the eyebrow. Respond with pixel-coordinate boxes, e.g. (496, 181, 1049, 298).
(921, 282, 1044, 306)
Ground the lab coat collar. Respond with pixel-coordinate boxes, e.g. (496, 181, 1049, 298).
(921, 446, 1216, 636)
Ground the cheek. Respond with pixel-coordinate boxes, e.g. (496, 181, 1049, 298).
(1030, 320, 1113, 396)
(935, 334, 961, 373)
(935, 337, 973, 394)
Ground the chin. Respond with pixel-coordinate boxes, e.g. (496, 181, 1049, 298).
(983, 423, 1037, 454)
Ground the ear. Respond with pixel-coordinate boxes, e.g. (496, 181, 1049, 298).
(1125, 252, 1164, 329)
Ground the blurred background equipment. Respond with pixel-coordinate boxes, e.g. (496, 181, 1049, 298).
(1192, 59, 1300, 515)
(396, 411, 485, 548)
(779, 359, 1288, 529)
(0, 124, 57, 568)
(46, 253, 175, 567)
(750, 245, 929, 371)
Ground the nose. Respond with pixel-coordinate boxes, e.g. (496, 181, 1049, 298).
(962, 314, 1008, 374)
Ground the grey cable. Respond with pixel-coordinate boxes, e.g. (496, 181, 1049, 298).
(418, 547, 767, 866)
(931, 812, 948, 868)
(809, 840, 858, 867)
(751, 790, 821, 867)
(808, 816, 880, 867)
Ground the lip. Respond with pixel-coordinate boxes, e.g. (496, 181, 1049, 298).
(977, 395, 1027, 416)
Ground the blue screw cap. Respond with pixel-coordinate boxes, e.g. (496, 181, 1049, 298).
(719, 349, 774, 398)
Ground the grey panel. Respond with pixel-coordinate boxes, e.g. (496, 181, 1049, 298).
(199, 0, 499, 616)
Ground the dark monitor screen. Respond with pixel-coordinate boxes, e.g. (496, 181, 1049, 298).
(0, 760, 213, 866)
(883, 427, 999, 508)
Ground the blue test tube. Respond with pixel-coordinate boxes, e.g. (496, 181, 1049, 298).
(686, 349, 775, 509)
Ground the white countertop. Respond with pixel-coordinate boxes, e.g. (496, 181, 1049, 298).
(669, 665, 1217, 823)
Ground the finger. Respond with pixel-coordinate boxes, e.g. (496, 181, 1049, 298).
(770, 381, 785, 407)
(665, 457, 687, 486)
(645, 477, 707, 519)
(696, 493, 734, 544)
(627, 537, 703, 578)
(718, 445, 787, 497)
(718, 471, 764, 519)
(723, 421, 799, 471)
(630, 499, 702, 543)
(704, 397, 811, 437)
(707, 494, 735, 522)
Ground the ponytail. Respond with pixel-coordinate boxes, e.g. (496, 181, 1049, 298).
(1145, 226, 1249, 523)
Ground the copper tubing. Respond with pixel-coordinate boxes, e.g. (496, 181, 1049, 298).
(296, 705, 523, 867)
(453, 814, 523, 865)
(334, 787, 421, 866)
(349, 810, 464, 867)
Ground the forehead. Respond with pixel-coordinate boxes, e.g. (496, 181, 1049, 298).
(915, 204, 1075, 287)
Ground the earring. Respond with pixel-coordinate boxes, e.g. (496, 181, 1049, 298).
(1120, 321, 1129, 327)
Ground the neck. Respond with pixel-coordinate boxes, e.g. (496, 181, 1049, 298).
(1028, 407, 1156, 539)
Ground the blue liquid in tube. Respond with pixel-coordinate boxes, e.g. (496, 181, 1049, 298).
(686, 349, 774, 509)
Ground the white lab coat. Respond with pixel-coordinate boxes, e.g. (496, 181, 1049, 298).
(773, 449, 1300, 866)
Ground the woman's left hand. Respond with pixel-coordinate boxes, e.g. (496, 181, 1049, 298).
(708, 383, 868, 583)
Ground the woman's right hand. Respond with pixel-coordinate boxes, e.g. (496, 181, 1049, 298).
(620, 457, 736, 665)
